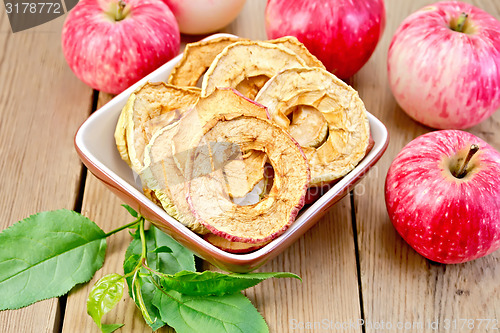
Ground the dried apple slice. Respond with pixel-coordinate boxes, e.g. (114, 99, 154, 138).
(168, 36, 248, 87)
(204, 233, 270, 254)
(255, 67, 370, 185)
(186, 115, 310, 243)
(141, 88, 271, 233)
(141, 121, 208, 234)
(116, 82, 200, 173)
(288, 105, 329, 148)
(114, 95, 133, 166)
(201, 41, 307, 99)
(172, 88, 269, 198)
(269, 36, 325, 69)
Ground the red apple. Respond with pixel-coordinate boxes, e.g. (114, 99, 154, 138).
(387, 1, 500, 129)
(265, 0, 386, 79)
(385, 130, 500, 264)
(163, 0, 247, 35)
(62, 0, 180, 94)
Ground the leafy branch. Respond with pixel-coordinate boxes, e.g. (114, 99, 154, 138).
(0, 205, 300, 333)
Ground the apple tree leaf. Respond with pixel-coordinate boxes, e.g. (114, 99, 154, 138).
(87, 273, 124, 333)
(157, 270, 300, 296)
(121, 204, 138, 218)
(151, 246, 172, 254)
(153, 290, 269, 333)
(123, 225, 195, 330)
(0, 209, 107, 310)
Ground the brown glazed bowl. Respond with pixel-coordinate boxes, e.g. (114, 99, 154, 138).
(74, 33, 389, 272)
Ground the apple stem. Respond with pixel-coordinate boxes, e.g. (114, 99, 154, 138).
(452, 12, 469, 33)
(455, 144, 479, 178)
(115, 0, 127, 21)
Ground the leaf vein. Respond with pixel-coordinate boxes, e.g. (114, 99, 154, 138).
(0, 238, 103, 284)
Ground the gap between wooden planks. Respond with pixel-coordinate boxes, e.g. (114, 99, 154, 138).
(61, 0, 364, 330)
(61, 91, 363, 333)
(352, 1, 500, 332)
(0, 11, 93, 333)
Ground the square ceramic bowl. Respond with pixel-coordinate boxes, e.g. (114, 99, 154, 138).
(75, 33, 389, 273)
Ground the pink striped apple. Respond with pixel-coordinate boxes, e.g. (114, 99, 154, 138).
(387, 1, 500, 129)
(62, 0, 180, 94)
(385, 130, 500, 264)
(265, 0, 386, 79)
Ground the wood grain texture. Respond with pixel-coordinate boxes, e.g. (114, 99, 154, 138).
(61, 94, 176, 333)
(353, 1, 500, 332)
(223, 2, 362, 332)
(60, 93, 172, 333)
(210, 196, 362, 333)
(5, 0, 498, 332)
(0, 9, 93, 333)
(62, 1, 361, 332)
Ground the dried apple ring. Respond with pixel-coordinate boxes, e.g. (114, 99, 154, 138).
(186, 115, 310, 243)
(288, 105, 329, 148)
(141, 88, 270, 234)
(204, 233, 270, 254)
(141, 122, 208, 234)
(114, 82, 200, 173)
(201, 41, 307, 99)
(168, 36, 247, 87)
(255, 67, 370, 185)
(269, 36, 325, 69)
(172, 88, 269, 199)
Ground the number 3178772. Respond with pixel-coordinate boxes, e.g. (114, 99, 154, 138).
(5, 2, 62, 14)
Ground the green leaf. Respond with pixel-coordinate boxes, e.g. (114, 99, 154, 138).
(123, 225, 195, 330)
(0, 209, 107, 310)
(157, 270, 300, 296)
(146, 225, 195, 274)
(121, 204, 138, 218)
(101, 323, 124, 333)
(122, 225, 196, 330)
(123, 224, 195, 280)
(124, 244, 164, 330)
(87, 273, 124, 332)
(151, 246, 172, 254)
(153, 290, 269, 333)
(131, 271, 156, 326)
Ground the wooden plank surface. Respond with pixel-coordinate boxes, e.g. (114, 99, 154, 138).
(0, 11, 93, 333)
(61, 94, 178, 333)
(353, 1, 500, 332)
(3, 0, 500, 332)
(61, 1, 362, 331)
(238, 195, 362, 333)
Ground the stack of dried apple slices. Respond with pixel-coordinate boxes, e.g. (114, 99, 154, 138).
(115, 37, 370, 253)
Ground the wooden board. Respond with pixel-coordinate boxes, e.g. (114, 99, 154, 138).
(227, 196, 362, 333)
(3, 0, 500, 332)
(61, 1, 362, 332)
(352, 1, 500, 332)
(0, 11, 93, 333)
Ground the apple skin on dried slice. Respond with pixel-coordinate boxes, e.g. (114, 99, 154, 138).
(201, 40, 307, 99)
(204, 233, 270, 254)
(185, 115, 310, 244)
(167, 36, 248, 87)
(255, 67, 370, 186)
(114, 81, 200, 174)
